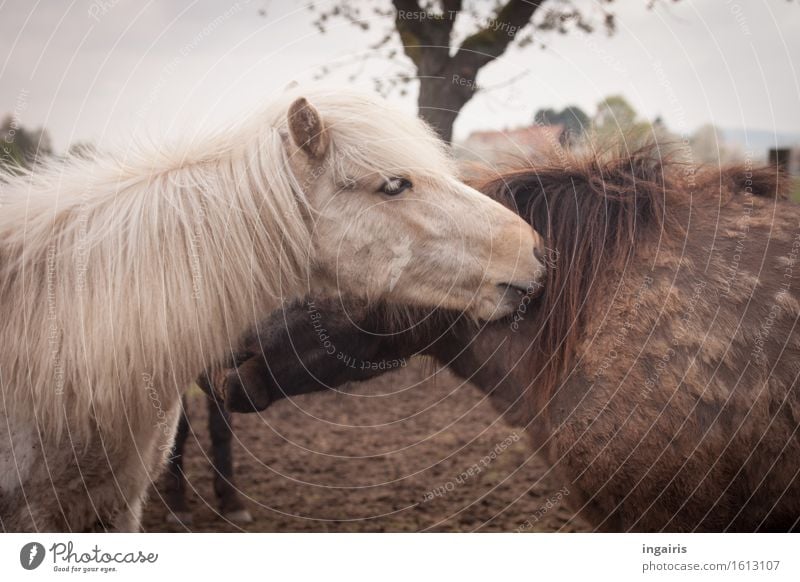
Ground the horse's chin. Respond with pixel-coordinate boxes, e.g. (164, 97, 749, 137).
(472, 283, 542, 322)
(470, 295, 516, 321)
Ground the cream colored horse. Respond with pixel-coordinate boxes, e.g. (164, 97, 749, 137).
(0, 87, 542, 531)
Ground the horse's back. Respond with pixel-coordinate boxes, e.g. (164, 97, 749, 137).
(549, 185, 800, 532)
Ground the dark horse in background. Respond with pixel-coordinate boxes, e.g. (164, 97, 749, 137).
(176, 148, 800, 531)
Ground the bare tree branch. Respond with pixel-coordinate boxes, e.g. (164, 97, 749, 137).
(299, 0, 675, 142)
(453, 0, 544, 75)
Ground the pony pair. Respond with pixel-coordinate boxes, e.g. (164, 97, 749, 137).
(207, 148, 800, 532)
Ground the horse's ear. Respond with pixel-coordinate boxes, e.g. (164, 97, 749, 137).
(287, 97, 329, 159)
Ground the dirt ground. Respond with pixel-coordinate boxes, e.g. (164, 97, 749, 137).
(142, 361, 589, 532)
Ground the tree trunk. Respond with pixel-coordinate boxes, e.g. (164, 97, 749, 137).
(416, 66, 477, 145)
(392, 0, 545, 144)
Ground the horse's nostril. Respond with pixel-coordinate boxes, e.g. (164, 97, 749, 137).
(533, 245, 544, 264)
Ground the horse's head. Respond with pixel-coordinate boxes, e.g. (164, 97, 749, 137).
(280, 88, 544, 321)
(217, 298, 463, 413)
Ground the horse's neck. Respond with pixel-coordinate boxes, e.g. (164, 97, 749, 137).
(1, 144, 309, 442)
(122, 157, 306, 386)
(430, 321, 540, 425)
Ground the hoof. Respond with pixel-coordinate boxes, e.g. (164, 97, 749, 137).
(165, 510, 193, 526)
(223, 508, 253, 524)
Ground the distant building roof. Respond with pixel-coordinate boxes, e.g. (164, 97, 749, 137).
(458, 124, 565, 162)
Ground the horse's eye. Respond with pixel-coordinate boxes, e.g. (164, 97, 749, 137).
(380, 178, 412, 196)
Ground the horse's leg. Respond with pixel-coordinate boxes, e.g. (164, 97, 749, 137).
(163, 395, 193, 525)
(207, 395, 252, 523)
(109, 496, 144, 532)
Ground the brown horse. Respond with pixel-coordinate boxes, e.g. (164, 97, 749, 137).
(205, 147, 800, 532)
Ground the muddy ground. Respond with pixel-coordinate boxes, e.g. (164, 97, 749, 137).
(142, 361, 588, 532)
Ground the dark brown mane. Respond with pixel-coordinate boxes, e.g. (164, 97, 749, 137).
(476, 147, 786, 403)
(702, 161, 788, 201)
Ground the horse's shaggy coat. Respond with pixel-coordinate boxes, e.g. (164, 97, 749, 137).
(224, 148, 800, 531)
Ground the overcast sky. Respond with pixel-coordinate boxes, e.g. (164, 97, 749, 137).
(1, 0, 798, 151)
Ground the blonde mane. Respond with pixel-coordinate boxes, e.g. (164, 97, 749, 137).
(0, 86, 452, 445)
